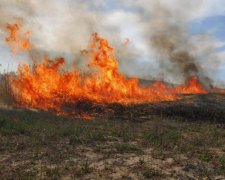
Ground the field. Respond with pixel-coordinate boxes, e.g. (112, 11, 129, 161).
(1, 0, 225, 179)
(0, 96, 225, 179)
(0, 75, 225, 179)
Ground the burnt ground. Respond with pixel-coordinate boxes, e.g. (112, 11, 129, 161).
(0, 94, 225, 179)
(64, 93, 225, 123)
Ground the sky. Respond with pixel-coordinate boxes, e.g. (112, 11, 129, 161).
(0, 0, 224, 86)
(191, 15, 225, 83)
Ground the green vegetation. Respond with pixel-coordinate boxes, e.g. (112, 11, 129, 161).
(0, 108, 225, 179)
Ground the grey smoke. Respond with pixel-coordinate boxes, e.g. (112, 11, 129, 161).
(0, 0, 223, 87)
(146, 2, 213, 87)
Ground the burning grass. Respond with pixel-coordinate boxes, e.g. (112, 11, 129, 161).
(1, 70, 225, 179)
(1, 23, 225, 179)
(8, 32, 178, 115)
(4, 23, 224, 118)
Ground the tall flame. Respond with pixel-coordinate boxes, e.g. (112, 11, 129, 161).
(9, 31, 177, 114)
(4, 24, 225, 116)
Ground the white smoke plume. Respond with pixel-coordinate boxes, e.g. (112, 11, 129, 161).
(0, 0, 224, 86)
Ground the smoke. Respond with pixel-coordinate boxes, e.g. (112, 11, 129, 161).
(145, 1, 213, 87)
(0, 0, 99, 50)
(0, 0, 223, 87)
(0, 0, 141, 75)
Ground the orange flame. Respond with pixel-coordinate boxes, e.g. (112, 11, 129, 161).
(5, 24, 30, 53)
(175, 77, 208, 95)
(5, 23, 225, 116)
(8, 31, 177, 114)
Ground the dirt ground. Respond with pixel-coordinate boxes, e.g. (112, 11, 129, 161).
(0, 103, 225, 179)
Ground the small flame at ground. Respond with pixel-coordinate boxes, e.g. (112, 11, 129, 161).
(175, 77, 208, 95)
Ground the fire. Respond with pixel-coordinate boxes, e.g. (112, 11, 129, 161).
(213, 87, 225, 94)
(4, 24, 225, 116)
(175, 77, 208, 95)
(5, 24, 30, 53)
(8, 29, 177, 114)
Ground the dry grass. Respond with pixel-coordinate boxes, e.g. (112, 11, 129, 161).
(0, 74, 15, 106)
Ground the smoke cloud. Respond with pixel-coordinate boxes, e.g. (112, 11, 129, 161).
(144, 1, 213, 87)
(0, 0, 223, 87)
